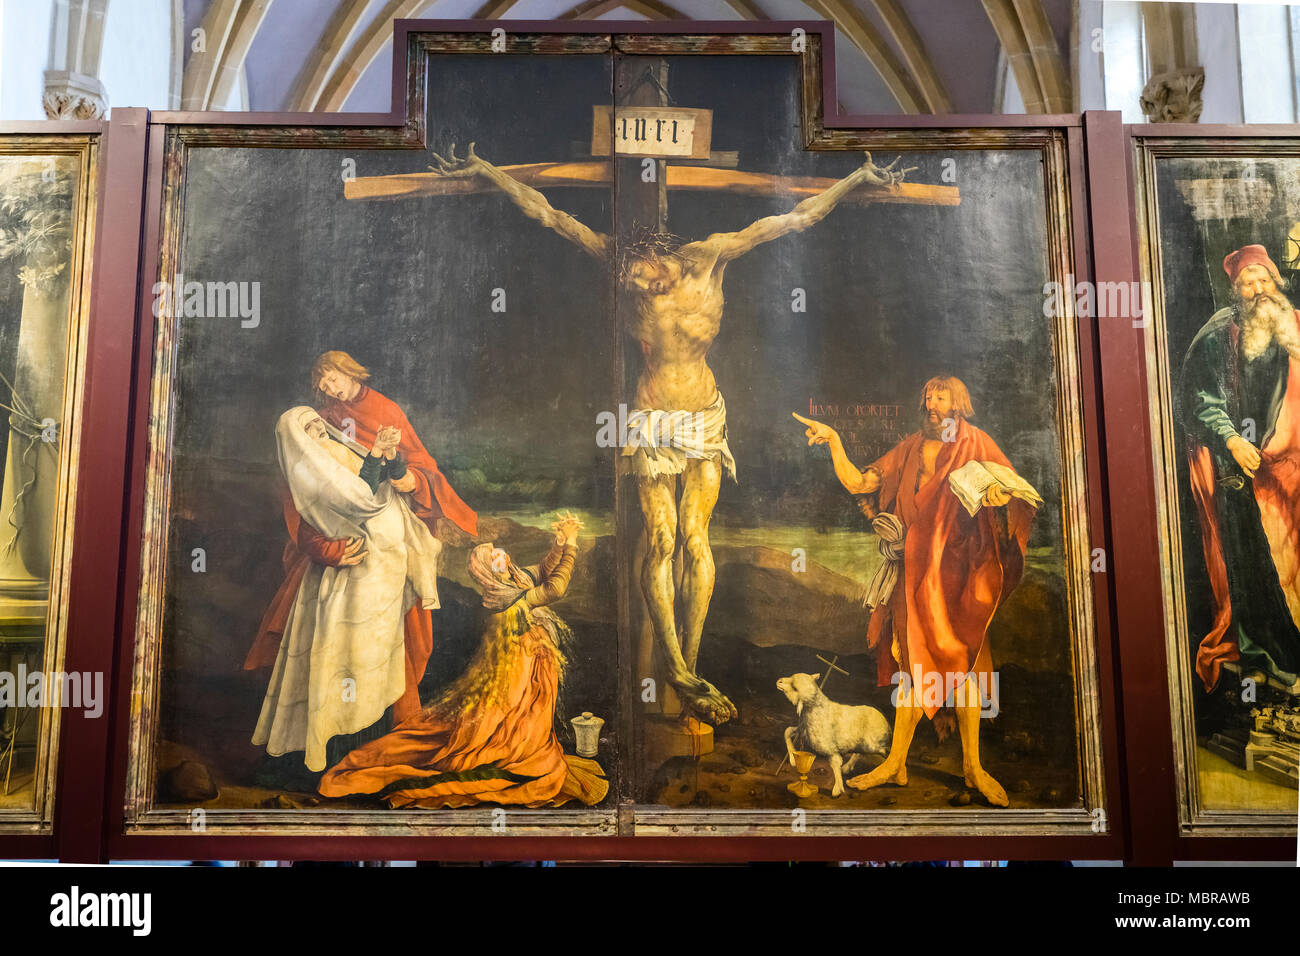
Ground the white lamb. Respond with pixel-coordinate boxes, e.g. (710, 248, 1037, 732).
(777, 672, 891, 797)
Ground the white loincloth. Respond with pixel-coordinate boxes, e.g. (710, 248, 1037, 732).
(617, 390, 737, 481)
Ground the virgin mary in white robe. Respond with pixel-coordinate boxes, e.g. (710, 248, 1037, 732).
(252, 406, 442, 771)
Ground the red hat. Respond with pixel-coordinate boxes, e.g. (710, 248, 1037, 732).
(1224, 244, 1282, 285)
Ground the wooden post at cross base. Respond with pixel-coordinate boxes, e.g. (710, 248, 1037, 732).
(343, 74, 959, 762)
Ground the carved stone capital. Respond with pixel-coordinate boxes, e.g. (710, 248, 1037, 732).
(42, 69, 108, 120)
(1140, 67, 1205, 124)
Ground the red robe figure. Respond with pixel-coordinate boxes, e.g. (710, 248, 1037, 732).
(794, 375, 1036, 807)
(245, 351, 477, 725)
(1177, 245, 1300, 693)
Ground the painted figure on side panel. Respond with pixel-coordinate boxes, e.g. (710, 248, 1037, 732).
(318, 514, 609, 808)
(250, 407, 443, 771)
(794, 376, 1040, 807)
(245, 352, 478, 769)
(1178, 244, 1300, 695)
(426, 142, 909, 727)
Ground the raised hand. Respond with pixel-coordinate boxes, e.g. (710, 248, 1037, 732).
(429, 142, 486, 179)
(792, 411, 838, 447)
(857, 150, 917, 188)
(552, 510, 584, 546)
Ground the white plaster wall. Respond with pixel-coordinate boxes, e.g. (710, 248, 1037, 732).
(1197, 1, 1244, 124)
(0, 0, 55, 120)
(99, 0, 175, 111)
(1075, 0, 1107, 112)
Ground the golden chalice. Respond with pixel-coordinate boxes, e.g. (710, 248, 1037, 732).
(787, 750, 819, 798)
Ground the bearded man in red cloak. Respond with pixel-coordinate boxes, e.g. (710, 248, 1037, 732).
(795, 375, 1038, 807)
(245, 351, 478, 728)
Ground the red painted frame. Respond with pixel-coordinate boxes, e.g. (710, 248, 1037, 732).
(25, 19, 1277, 863)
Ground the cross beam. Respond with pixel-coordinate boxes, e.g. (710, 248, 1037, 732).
(345, 161, 960, 207)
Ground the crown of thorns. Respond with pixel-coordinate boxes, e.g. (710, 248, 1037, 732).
(616, 225, 686, 284)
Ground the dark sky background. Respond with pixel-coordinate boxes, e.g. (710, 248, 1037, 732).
(170, 51, 1065, 544)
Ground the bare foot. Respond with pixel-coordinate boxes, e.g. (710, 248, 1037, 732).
(846, 760, 908, 791)
(673, 675, 737, 726)
(964, 766, 1009, 807)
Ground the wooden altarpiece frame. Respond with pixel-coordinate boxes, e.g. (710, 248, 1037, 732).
(42, 20, 1161, 862)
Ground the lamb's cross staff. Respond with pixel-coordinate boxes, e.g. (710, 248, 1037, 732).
(343, 65, 956, 731)
(816, 654, 850, 692)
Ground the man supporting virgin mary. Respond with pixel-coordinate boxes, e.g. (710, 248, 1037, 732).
(250, 406, 444, 772)
(246, 352, 478, 752)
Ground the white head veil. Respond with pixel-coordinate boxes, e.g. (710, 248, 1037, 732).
(274, 405, 383, 539)
(255, 406, 442, 771)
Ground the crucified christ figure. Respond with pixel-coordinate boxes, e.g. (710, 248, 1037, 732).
(429, 143, 910, 725)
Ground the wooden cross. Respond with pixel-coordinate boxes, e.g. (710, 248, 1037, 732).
(344, 60, 960, 215)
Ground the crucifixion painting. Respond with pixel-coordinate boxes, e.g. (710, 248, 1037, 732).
(406, 140, 910, 726)
(136, 41, 1106, 828)
(343, 59, 955, 733)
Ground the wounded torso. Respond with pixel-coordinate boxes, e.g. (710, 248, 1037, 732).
(626, 267, 726, 412)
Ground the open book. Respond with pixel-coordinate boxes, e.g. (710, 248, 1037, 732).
(948, 460, 1043, 516)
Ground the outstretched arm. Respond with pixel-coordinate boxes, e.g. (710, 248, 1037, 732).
(431, 143, 611, 260)
(685, 152, 913, 265)
(792, 412, 879, 495)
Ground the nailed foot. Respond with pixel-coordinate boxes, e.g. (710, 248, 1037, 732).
(672, 674, 737, 726)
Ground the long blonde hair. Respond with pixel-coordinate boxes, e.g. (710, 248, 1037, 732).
(425, 547, 571, 717)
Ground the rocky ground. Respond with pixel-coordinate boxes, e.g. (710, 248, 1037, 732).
(643, 637, 1081, 811)
(154, 472, 1084, 813)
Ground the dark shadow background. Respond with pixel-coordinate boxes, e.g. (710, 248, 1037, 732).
(619, 56, 1063, 544)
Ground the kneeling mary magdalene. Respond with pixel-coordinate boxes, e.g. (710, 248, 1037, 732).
(318, 515, 608, 808)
